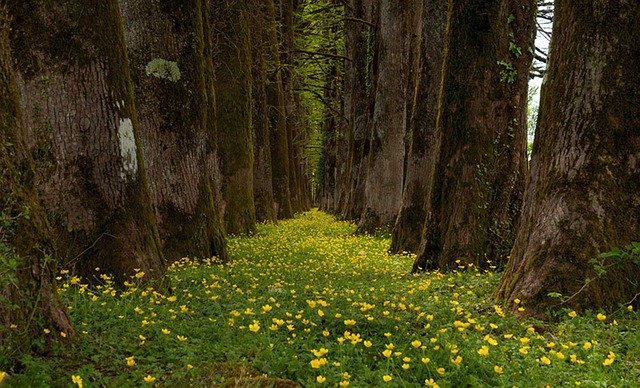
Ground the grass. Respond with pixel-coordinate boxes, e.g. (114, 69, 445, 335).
(2, 209, 639, 387)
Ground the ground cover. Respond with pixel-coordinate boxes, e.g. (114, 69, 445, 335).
(3, 209, 639, 387)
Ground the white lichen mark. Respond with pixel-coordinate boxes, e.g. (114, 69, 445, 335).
(118, 118, 138, 179)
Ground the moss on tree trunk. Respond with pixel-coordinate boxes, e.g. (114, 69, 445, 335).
(413, 0, 534, 271)
(495, 0, 640, 315)
(211, 0, 256, 235)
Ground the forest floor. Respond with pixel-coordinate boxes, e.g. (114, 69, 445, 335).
(3, 209, 639, 387)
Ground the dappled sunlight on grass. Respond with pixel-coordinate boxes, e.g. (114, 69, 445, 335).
(6, 209, 638, 387)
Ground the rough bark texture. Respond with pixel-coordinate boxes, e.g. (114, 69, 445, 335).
(250, 2, 277, 223)
(8, 0, 164, 282)
(211, 0, 256, 235)
(413, 0, 534, 271)
(357, 0, 412, 233)
(119, 0, 228, 262)
(390, 0, 447, 254)
(496, 0, 640, 315)
(266, 0, 293, 219)
(1, 6, 73, 364)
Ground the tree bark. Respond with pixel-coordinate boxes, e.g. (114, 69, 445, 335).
(390, 0, 447, 254)
(211, 0, 257, 235)
(357, 0, 413, 233)
(1, 6, 73, 361)
(8, 0, 165, 282)
(118, 0, 228, 262)
(249, 1, 277, 223)
(413, 0, 535, 271)
(266, 0, 293, 219)
(496, 0, 640, 315)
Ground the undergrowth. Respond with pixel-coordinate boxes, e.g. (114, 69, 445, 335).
(1, 209, 638, 387)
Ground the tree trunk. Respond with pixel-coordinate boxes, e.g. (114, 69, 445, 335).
(118, 0, 228, 262)
(390, 0, 447, 254)
(266, 0, 293, 219)
(496, 0, 640, 315)
(413, 0, 535, 271)
(1, 6, 73, 362)
(249, 1, 277, 223)
(357, 0, 412, 233)
(8, 0, 165, 282)
(211, 0, 256, 235)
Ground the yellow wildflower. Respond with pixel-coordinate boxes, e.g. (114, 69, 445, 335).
(126, 356, 136, 366)
(143, 375, 156, 383)
(316, 375, 326, 384)
(71, 375, 83, 388)
(494, 365, 504, 374)
(382, 375, 393, 382)
(478, 346, 489, 356)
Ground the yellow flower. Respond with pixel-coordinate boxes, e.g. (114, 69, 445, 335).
(596, 313, 606, 321)
(451, 356, 462, 365)
(310, 358, 327, 369)
(71, 375, 83, 388)
(494, 365, 504, 374)
(126, 356, 136, 366)
(364, 340, 373, 348)
(421, 357, 431, 364)
(402, 363, 410, 370)
(344, 319, 356, 326)
(425, 378, 440, 388)
(143, 375, 156, 383)
(186, 364, 193, 370)
(568, 310, 577, 318)
(603, 358, 614, 366)
(382, 375, 393, 382)
(519, 346, 529, 355)
(436, 367, 445, 376)
(411, 340, 422, 348)
(322, 330, 330, 337)
(627, 305, 633, 312)
(539, 356, 551, 365)
(261, 304, 272, 313)
(316, 375, 326, 384)
(43, 328, 51, 334)
(311, 348, 329, 357)
(317, 309, 325, 317)
(167, 295, 177, 302)
(339, 381, 350, 387)
(583, 341, 592, 350)
(177, 335, 187, 341)
(162, 328, 171, 335)
(248, 321, 260, 333)
(478, 346, 489, 356)
(382, 349, 393, 358)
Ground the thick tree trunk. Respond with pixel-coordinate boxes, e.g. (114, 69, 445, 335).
(8, 0, 164, 282)
(496, 0, 640, 315)
(250, 1, 277, 223)
(390, 0, 447, 254)
(357, 0, 412, 233)
(413, 0, 535, 271)
(118, 0, 228, 262)
(211, 0, 256, 235)
(1, 7, 73, 361)
(265, 0, 293, 219)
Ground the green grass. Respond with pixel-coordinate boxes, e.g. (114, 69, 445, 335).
(2, 209, 639, 387)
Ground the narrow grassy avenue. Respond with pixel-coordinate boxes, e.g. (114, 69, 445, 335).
(5, 210, 639, 387)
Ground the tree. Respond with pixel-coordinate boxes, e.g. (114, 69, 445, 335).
(357, 0, 414, 233)
(249, 1, 277, 223)
(412, 0, 535, 271)
(7, 0, 164, 282)
(1, 5, 73, 363)
(390, 0, 447, 254)
(211, 0, 256, 235)
(496, 0, 640, 315)
(118, 0, 228, 262)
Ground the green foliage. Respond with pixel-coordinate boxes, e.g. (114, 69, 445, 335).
(145, 59, 181, 82)
(497, 60, 516, 84)
(3, 210, 639, 386)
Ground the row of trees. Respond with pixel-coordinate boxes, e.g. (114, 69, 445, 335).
(0, 0, 312, 361)
(319, 0, 640, 316)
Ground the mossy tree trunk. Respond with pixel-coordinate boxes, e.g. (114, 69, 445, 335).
(357, 0, 414, 233)
(412, 0, 535, 271)
(8, 0, 165, 282)
(390, 0, 447, 254)
(495, 0, 640, 315)
(341, 0, 377, 222)
(211, 0, 256, 235)
(118, 0, 228, 262)
(0, 7, 73, 364)
(266, 0, 293, 219)
(249, 1, 277, 223)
